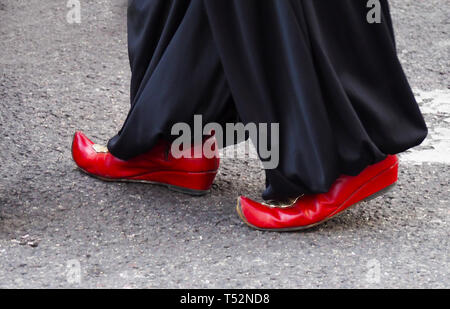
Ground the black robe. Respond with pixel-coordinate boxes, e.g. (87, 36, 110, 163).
(107, 0, 427, 201)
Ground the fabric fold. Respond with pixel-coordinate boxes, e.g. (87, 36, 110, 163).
(108, 0, 427, 201)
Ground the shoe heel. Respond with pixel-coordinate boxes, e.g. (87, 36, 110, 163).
(346, 162, 399, 207)
(363, 183, 396, 202)
(132, 170, 218, 196)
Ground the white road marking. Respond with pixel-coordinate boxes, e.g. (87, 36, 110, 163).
(220, 89, 450, 166)
(401, 89, 450, 165)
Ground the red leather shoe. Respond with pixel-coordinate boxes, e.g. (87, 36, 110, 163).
(72, 131, 220, 195)
(237, 155, 399, 231)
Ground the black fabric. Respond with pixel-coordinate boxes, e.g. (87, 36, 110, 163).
(107, 0, 427, 201)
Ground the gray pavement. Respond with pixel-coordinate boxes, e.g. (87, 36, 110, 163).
(0, 0, 448, 288)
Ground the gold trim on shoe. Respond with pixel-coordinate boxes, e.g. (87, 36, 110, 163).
(261, 194, 305, 209)
(92, 144, 109, 153)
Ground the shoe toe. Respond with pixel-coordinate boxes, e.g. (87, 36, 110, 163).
(71, 131, 97, 171)
(237, 196, 277, 230)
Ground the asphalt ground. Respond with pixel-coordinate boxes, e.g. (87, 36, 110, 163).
(0, 0, 448, 288)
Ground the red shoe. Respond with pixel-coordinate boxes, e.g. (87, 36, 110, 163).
(72, 131, 220, 195)
(237, 155, 399, 231)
